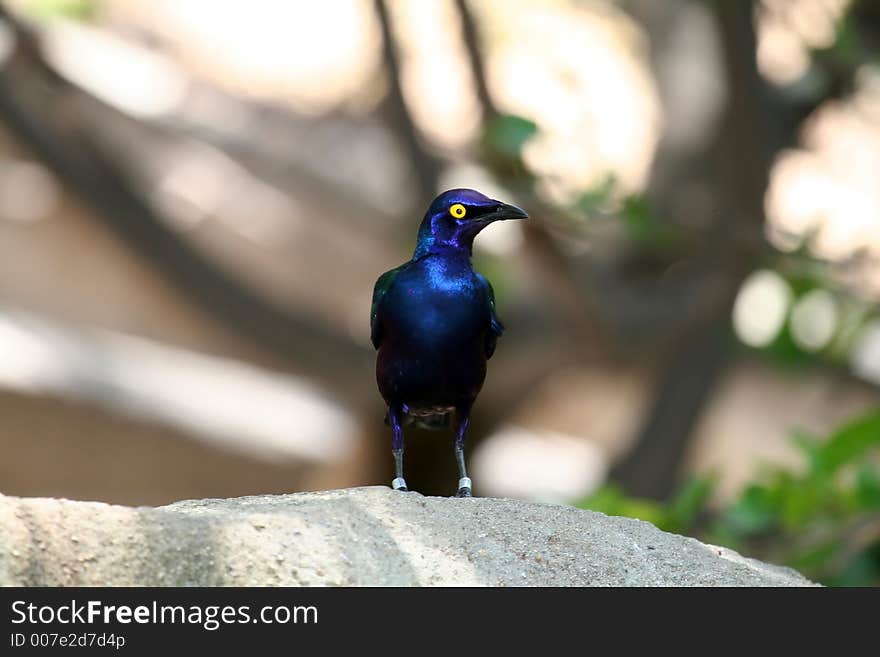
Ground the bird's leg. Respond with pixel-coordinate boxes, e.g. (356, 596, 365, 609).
(454, 408, 472, 497)
(388, 406, 408, 492)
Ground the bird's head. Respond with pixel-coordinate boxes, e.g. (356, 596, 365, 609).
(414, 188, 528, 257)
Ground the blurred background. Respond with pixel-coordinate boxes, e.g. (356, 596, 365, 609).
(0, 0, 878, 584)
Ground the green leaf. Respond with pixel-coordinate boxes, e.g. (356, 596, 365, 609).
(832, 550, 880, 587)
(792, 430, 822, 472)
(572, 409, 880, 585)
(23, 0, 97, 21)
(483, 114, 538, 159)
(620, 195, 656, 241)
(576, 173, 617, 213)
(828, 14, 859, 63)
(856, 464, 880, 509)
(618, 195, 679, 247)
(723, 484, 777, 536)
(664, 475, 714, 533)
(577, 485, 666, 529)
(813, 409, 880, 475)
(788, 542, 837, 577)
(776, 472, 820, 529)
(471, 253, 508, 303)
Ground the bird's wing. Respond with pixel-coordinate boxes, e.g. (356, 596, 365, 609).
(370, 263, 407, 349)
(476, 272, 505, 359)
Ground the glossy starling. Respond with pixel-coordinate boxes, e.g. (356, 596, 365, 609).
(370, 188, 528, 496)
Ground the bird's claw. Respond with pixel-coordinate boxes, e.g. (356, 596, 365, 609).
(456, 477, 472, 497)
(456, 487, 472, 498)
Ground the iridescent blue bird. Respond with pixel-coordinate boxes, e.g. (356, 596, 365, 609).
(370, 188, 528, 496)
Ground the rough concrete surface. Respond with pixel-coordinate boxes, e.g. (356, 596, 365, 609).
(0, 486, 816, 586)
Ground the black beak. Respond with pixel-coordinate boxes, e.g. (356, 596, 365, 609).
(482, 201, 529, 223)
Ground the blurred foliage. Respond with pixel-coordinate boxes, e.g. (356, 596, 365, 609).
(482, 114, 538, 160)
(486, 82, 880, 587)
(745, 258, 877, 369)
(482, 112, 675, 248)
(760, 264, 830, 366)
(479, 113, 538, 183)
(21, 0, 98, 21)
(472, 251, 510, 306)
(579, 409, 880, 586)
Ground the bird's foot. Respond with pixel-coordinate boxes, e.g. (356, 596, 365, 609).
(391, 477, 409, 492)
(455, 477, 472, 498)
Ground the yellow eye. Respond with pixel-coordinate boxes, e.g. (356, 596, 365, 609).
(449, 203, 467, 219)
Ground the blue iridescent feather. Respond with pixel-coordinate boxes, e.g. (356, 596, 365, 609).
(370, 188, 527, 495)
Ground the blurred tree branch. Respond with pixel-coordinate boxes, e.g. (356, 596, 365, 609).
(374, 0, 442, 208)
(453, 0, 613, 350)
(2, 0, 873, 501)
(610, 0, 792, 499)
(454, 0, 497, 118)
(0, 6, 370, 402)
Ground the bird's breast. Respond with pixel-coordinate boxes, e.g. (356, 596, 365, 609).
(376, 261, 491, 406)
(383, 267, 487, 348)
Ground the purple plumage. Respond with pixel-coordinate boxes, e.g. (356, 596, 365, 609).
(370, 189, 528, 496)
